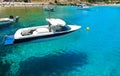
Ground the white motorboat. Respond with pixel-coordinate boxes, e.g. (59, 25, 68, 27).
(0, 15, 19, 26)
(77, 4, 90, 10)
(43, 6, 54, 12)
(4, 18, 81, 45)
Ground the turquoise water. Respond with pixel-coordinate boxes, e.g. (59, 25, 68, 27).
(0, 6, 120, 76)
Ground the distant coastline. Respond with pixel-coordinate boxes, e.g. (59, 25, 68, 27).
(0, 2, 48, 7)
(0, 2, 120, 7)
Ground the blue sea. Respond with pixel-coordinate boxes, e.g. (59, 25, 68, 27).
(0, 5, 120, 76)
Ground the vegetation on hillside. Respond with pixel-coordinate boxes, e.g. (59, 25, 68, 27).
(2, 0, 120, 4)
(29, 0, 120, 4)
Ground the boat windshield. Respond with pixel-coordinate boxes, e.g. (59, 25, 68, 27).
(55, 25, 71, 32)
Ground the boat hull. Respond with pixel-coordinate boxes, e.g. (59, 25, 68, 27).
(14, 30, 73, 43)
(4, 30, 73, 45)
(0, 16, 19, 26)
(0, 21, 14, 26)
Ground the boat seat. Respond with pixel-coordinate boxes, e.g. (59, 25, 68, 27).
(33, 31, 38, 35)
(32, 28, 49, 35)
(21, 29, 35, 36)
(37, 28, 49, 33)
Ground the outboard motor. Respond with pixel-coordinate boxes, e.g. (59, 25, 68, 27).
(9, 15, 14, 19)
(15, 16, 20, 22)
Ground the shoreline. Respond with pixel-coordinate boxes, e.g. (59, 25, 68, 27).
(93, 3, 120, 6)
(0, 2, 49, 7)
(0, 2, 120, 7)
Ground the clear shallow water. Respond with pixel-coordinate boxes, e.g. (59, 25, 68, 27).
(0, 6, 120, 76)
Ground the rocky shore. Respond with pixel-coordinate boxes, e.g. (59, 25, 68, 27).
(0, 2, 120, 7)
(0, 2, 48, 7)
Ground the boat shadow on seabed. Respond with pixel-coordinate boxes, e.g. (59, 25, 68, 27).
(18, 51, 88, 76)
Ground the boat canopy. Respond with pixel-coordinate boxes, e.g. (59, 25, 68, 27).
(46, 18, 66, 26)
